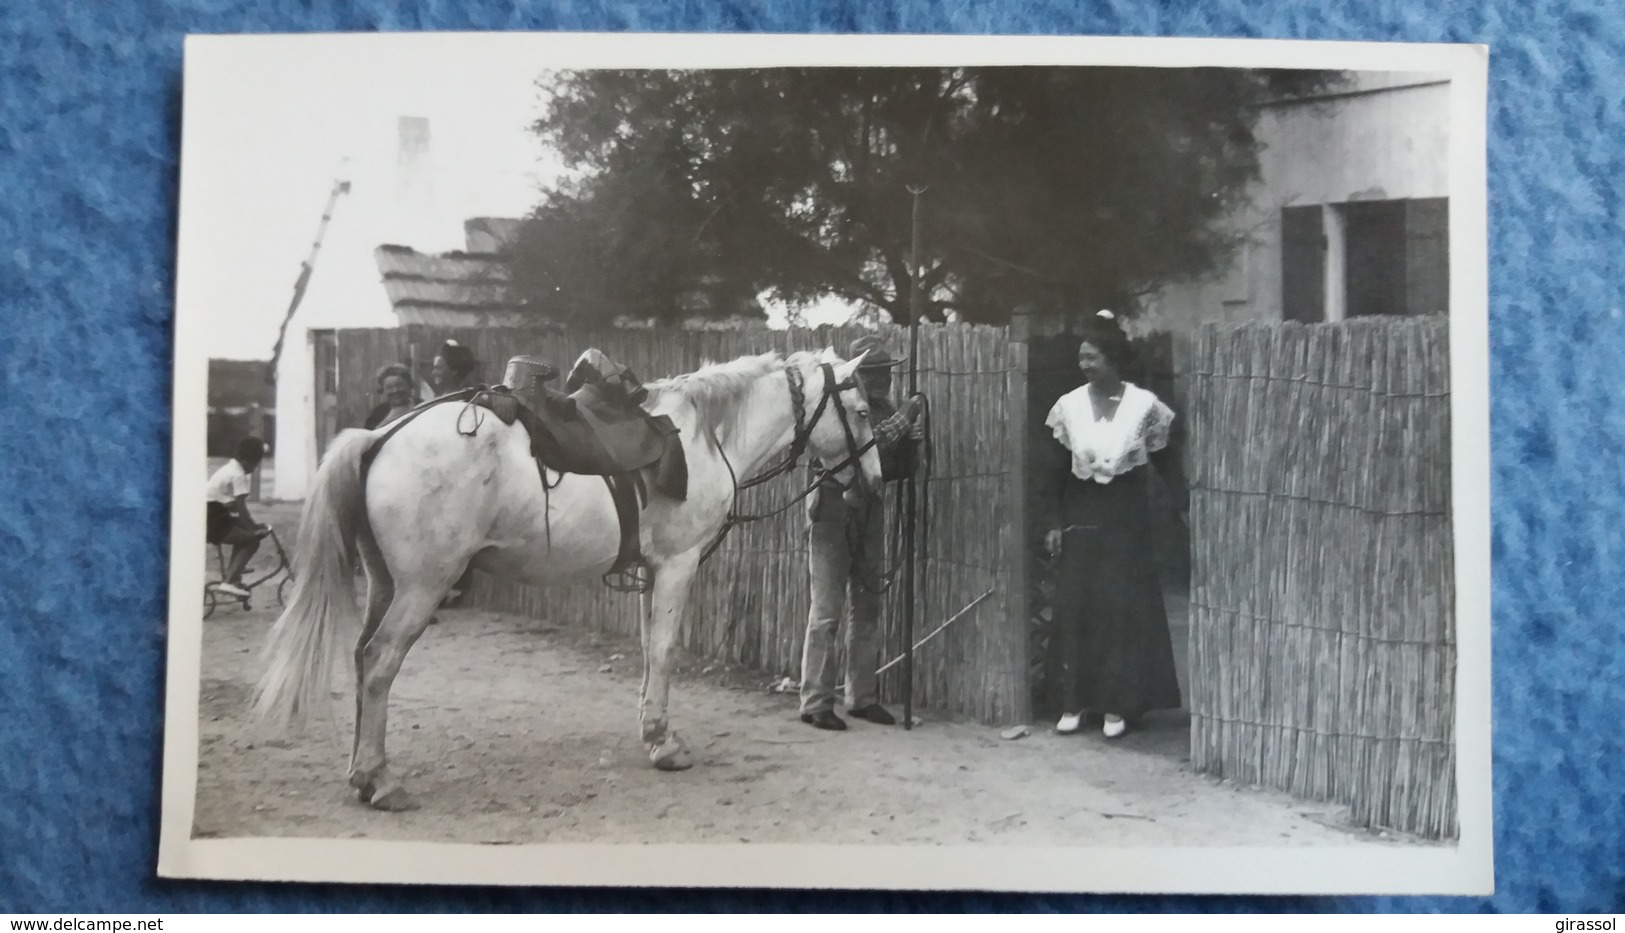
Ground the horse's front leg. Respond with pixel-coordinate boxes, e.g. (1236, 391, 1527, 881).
(639, 546, 701, 771)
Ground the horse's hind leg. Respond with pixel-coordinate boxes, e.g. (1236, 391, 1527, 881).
(348, 585, 440, 811)
(350, 535, 393, 777)
(639, 547, 700, 772)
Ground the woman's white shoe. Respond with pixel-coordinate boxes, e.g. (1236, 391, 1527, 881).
(1102, 714, 1127, 738)
(1055, 712, 1083, 734)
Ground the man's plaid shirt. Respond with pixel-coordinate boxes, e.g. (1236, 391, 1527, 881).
(869, 394, 919, 446)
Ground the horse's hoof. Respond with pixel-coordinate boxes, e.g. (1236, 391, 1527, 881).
(648, 737, 694, 772)
(348, 772, 376, 803)
(368, 785, 420, 812)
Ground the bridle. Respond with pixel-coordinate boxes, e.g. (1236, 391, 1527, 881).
(699, 360, 877, 566)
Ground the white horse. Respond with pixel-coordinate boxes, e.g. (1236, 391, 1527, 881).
(251, 348, 881, 811)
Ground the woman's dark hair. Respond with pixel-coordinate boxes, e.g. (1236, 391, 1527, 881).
(234, 436, 267, 466)
(439, 340, 477, 379)
(375, 362, 411, 386)
(1076, 311, 1139, 379)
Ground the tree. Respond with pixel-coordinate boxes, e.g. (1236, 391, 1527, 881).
(506, 66, 1345, 326)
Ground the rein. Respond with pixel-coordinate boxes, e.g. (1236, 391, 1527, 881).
(358, 386, 485, 477)
(698, 363, 877, 567)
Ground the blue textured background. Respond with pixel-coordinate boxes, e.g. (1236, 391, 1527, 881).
(1, 0, 1621, 915)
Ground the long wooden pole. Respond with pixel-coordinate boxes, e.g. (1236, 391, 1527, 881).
(266, 174, 352, 385)
(874, 586, 994, 677)
(904, 184, 927, 730)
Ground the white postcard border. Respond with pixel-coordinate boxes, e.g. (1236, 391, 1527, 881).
(159, 30, 1493, 895)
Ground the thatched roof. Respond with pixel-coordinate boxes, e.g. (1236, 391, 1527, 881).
(373, 224, 770, 331)
(374, 243, 527, 324)
(463, 217, 523, 253)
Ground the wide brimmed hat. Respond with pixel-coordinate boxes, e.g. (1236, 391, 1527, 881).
(848, 334, 905, 370)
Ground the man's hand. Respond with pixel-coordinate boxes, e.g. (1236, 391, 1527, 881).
(1044, 528, 1063, 556)
(899, 396, 925, 439)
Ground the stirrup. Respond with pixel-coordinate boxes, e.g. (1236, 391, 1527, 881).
(603, 558, 654, 594)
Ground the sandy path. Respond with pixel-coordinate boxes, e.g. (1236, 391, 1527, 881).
(193, 585, 1421, 849)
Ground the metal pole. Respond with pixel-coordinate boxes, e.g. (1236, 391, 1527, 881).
(904, 184, 927, 730)
(907, 186, 926, 396)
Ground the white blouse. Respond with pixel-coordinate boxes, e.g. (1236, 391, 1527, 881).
(1045, 382, 1175, 484)
(205, 459, 252, 504)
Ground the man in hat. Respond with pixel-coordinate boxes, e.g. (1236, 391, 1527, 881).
(799, 334, 925, 731)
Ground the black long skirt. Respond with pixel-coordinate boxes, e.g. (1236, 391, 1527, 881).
(1044, 464, 1182, 720)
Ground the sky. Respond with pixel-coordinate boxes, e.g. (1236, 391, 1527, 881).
(178, 36, 853, 362)
(180, 37, 558, 360)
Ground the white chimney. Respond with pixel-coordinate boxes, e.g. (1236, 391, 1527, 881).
(394, 115, 435, 248)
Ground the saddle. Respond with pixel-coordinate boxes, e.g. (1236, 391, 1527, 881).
(470, 350, 689, 592)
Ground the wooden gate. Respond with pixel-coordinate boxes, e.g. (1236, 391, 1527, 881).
(310, 329, 339, 466)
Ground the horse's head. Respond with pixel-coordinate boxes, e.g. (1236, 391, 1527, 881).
(798, 347, 884, 498)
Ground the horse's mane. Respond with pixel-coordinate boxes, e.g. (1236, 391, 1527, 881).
(647, 350, 820, 442)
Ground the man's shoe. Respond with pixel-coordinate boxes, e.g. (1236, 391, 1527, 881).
(848, 704, 896, 726)
(214, 582, 250, 599)
(800, 710, 847, 731)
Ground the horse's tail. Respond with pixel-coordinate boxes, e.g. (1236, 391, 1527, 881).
(250, 428, 377, 733)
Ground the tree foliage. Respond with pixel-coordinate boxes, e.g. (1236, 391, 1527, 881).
(507, 66, 1344, 326)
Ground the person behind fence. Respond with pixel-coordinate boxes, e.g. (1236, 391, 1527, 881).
(430, 339, 481, 396)
(430, 339, 483, 605)
(206, 436, 271, 599)
(1042, 310, 1185, 739)
(799, 334, 924, 732)
(363, 363, 418, 429)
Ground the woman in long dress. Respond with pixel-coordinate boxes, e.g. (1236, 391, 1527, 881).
(1043, 312, 1184, 738)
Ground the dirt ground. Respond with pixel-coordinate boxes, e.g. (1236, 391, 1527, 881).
(192, 500, 1427, 848)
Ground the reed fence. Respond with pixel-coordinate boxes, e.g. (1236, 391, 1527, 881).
(326, 315, 1455, 828)
(330, 323, 1028, 725)
(1184, 316, 1456, 840)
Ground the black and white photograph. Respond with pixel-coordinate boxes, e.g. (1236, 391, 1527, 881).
(160, 32, 1491, 893)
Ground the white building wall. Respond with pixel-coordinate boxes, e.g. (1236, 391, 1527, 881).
(271, 118, 454, 499)
(268, 182, 397, 500)
(1138, 72, 1451, 332)
(271, 326, 319, 502)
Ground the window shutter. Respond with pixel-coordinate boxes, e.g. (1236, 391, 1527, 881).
(1344, 200, 1409, 318)
(1281, 205, 1326, 322)
(1405, 198, 1450, 317)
